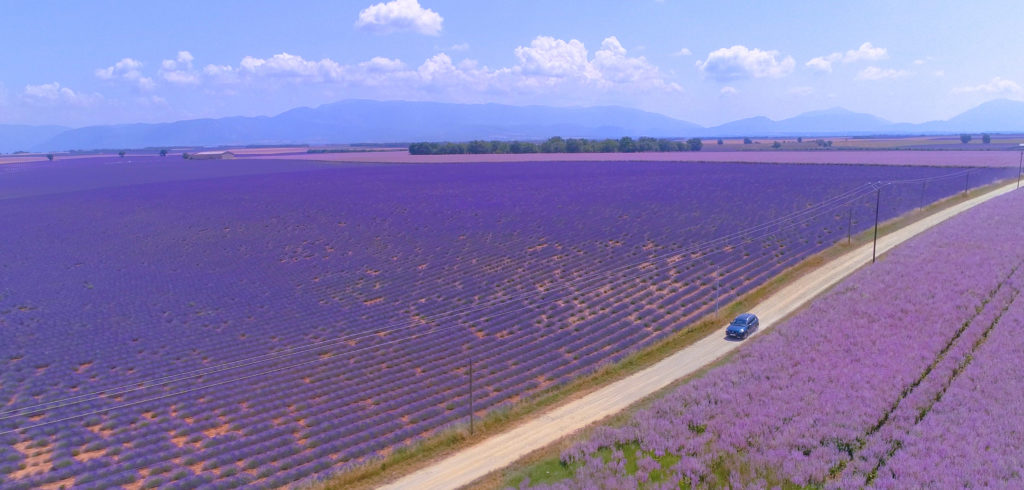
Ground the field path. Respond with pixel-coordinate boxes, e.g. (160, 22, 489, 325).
(379, 181, 1020, 490)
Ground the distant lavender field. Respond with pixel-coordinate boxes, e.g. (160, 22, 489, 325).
(0, 157, 1014, 489)
(265, 149, 1024, 167)
(541, 187, 1024, 489)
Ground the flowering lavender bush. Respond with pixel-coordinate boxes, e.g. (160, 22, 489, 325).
(543, 187, 1024, 489)
(0, 156, 1012, 488)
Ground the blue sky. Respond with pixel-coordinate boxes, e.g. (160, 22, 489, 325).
(2, 0, 1022, 127)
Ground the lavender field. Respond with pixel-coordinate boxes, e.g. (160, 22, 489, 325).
(0, 156, 1014, 489)
(537, 183, 1024, 488)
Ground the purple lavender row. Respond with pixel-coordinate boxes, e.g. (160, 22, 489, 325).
(872, 273, 1024, 487)
(0, 159, 1014, 488)
(542, 186, 1024, 489)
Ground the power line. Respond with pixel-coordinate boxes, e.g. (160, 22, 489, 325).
(0, 185, 881, 433)
(0, 182, 875, 420)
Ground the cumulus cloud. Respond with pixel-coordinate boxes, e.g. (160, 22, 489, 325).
(673, 48, 692, 56)
(356, 0, 443, 36)
(856, 66, 909, 80)
(95, 57, 154, 90)
(696, 45, 794, 81)
(172, 35, 680, 97)
(514, 36, 600, 81)
(239, 52, 344, 81)
(951, 77, 1023, 96)
(511, 35, 680, 91)
(161, 51, 200, 85)
(22, 82, 100, 106)
(720, 86, 737, 95)
(806, 42, 888, 72)
(449, 43, 469, 52)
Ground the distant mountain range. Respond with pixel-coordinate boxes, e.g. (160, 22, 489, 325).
(5, 98, 1024, 153)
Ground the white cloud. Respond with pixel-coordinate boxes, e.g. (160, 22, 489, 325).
(720, 86, 737, 95)
(514, 36, 600, 81)
(510, 35, 679, 92)
(161, 51, 200, 85)
(806, 42, 887, 72)
(22, 82, 100, 106)
(696, 45, 794, 81)
(856, 66, 909, 80)
(449, 43, 469, 52)
(203, 64, 238, 84)
(951, 77, 1023, 97)
(356, 0, 443, 36)
(239, 52, 344, 81)
(177, 36, 681, 97)
(95, 57, 153, 90)
(673, 48, 692, 56)
(789, 86, 814, 96)
(843, 42, 887, 63)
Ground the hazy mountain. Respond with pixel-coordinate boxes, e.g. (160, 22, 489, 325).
(913, 99, 1024, 133)
(31, 100, 703, 151)
(0, 124, 70, 153)
(17, 98, 1024, 152)
(710, 107, 893, 136)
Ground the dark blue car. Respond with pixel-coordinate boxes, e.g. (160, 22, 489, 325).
(726, 313, 759, 340)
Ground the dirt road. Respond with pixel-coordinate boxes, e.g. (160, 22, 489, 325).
(379, 181, 1020, 490)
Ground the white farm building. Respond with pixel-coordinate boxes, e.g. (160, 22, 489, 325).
(188, 151, 236, 160)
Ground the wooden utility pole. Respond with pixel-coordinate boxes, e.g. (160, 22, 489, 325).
(468, 357, 474, 435)
(872, 186, 881, 263)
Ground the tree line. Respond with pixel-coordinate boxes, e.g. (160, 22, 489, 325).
(409, 136, 703, 155)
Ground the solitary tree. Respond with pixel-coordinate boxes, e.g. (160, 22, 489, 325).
(982, 133, 991, 144)
(686, 138, 703, 151)
(743, 137, 753, 144)
(960, 134, 972, 144)
(717, 138, 724, 145)
(772, 141, 782, 149)
(159, 149, 168, 157)
(118, 151, 126, 158)
(797, 136, 803, 143)
(182, 152, 190, 159)
(46, 153, 54, 161)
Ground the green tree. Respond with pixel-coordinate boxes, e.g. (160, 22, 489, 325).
(541, 136, 567, 153)
(636, 137, 659, 152)
(772, 141, 782, 149)
(717, 138, 724, 145)
(46, 153, 54, 161)
(598, 139, 619, 153)
(510, 141, 538, 153)
(118, 151, 126, 158)
(618, 136, 636, 152)
(743, 137, 753, 144)
(797, 136, 803, 143)
(686, 138, 703, 151)
(982, 133, 991, 144)
(565, 138, 585, 153)
(159, 149, 168, 157)
(960, 134, 972, 144)
(467, 140, 492, 154)
(182, 152, 190, 159)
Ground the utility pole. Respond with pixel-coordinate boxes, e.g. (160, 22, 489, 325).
(468, 356, 474, 435)
(714, 273, 720, 318)
(919, 181, 926, 209)
(872, 185, 881, 263)
(1017, 150, 1023, 190)
(847, 205, 853, 245)
(964, 172, 970, 195)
